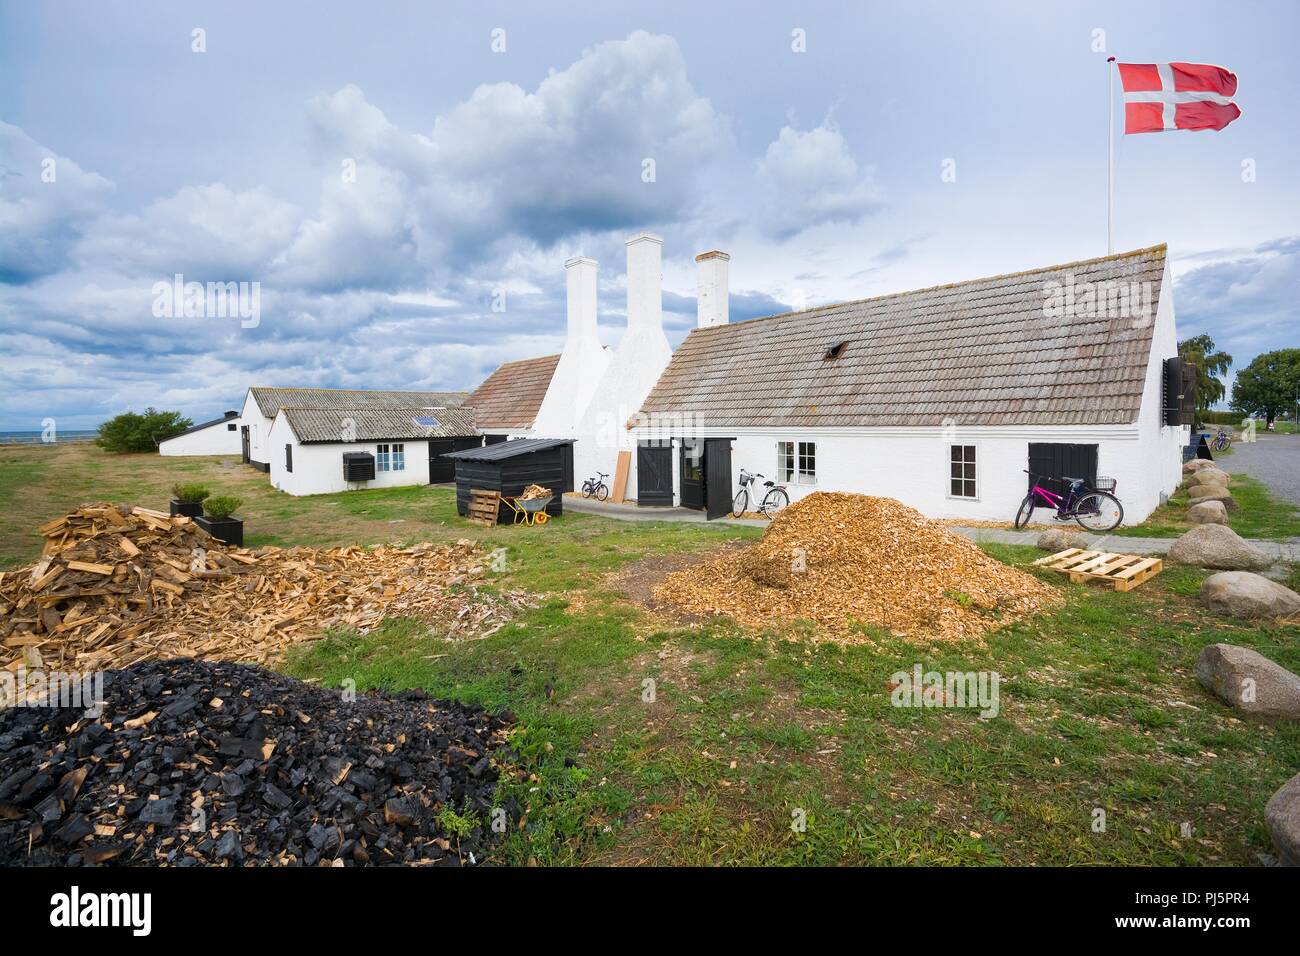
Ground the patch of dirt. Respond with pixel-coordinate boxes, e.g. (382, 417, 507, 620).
(606, 542, 748, 623)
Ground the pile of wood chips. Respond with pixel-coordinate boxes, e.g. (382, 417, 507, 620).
(654, 492, 1059, 642)
(0, 504, 536, 681)
(518, 484, 551, 500)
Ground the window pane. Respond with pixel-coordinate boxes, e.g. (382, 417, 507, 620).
(951, 446, 962, 463)
(951, 462, 961, 480)
(965, 480, 976, 497)
(964, 445, 976, 461)
(951, 479, 963, 496)
(964, 463, 976, 480)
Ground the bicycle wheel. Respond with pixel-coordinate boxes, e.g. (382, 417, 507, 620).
(581, 482, 593, 499)
(595, 482, 609, 502)
(1074, 492, 1124, 532)
(731, 489, 749, 518)
(1014, 493, 1036, 529)
(760, 487, 789, 518)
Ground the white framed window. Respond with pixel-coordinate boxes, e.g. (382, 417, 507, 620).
(377, 443, 405, 472)
(949, 444, 977, 498)
(777, 440, 816, 484)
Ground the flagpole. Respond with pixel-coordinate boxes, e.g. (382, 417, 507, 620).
(1107, 56, 1116, 254)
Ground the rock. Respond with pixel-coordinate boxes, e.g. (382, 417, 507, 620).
(1186, 500, 1229, 525)
(1168, 525, 1271, 569)
(1187, 482, 1232, 500)
(1195, 643, 1300, 718)
(1183, 458, 1220, 474)
(1185, 469, 1230, 489)
(1265, 772, 1300, 866)
(1202, 571, 1300, 619)
(1036, 528, 1085, 551)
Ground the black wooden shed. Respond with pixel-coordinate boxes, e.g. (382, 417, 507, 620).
(443, 438, 575, 523)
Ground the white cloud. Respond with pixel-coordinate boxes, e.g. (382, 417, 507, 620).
(0, 121, 113, 282)
(755, 122, 881, 238)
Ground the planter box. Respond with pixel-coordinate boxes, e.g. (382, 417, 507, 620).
(195, 515, 244, 547)
(170, 499, 204, 518)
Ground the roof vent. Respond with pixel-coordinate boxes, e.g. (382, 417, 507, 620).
(824, 341, 849, 360)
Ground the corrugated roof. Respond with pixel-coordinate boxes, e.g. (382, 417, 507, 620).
(638, 245, 1168, 428)
(441, 437, 574, 462)
(280, 406, 478, 443)
(463, 354, 560, 429)
(249, 387, 468, 419)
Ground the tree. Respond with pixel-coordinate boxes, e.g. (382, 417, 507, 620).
(96, 408, 192, 453)
(1229, 349, 1300, 426)
(1177, 334, 1232, 423)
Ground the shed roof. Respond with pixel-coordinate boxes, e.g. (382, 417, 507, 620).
(249, 387, 468, 419)
(463, 354, 561, 429)
(163, 409, 239, 441)
(638, 245, 1167, 428)
(441, 437, 574, 462)
(279, 406, 479, 443)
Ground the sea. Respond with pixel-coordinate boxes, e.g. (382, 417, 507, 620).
(0, 431, 98, 445)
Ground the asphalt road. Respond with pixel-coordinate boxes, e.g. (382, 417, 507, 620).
(1219, 432, 1300, 504)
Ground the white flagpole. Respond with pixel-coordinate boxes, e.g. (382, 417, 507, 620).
(1107, 56, 1116, 254)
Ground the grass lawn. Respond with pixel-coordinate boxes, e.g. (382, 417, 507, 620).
(1114, 473, 1300, 540)
(3, 443, 1298, 865)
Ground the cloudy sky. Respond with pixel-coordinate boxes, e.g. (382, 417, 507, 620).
(2, 1, 1296, 429)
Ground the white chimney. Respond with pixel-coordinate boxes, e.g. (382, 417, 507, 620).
(564, 255, 599, 343)
(695, 250, 730, 328)
(625, 233, 663, 335)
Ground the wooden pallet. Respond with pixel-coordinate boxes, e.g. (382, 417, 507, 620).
(466, 489, 501, 527)
(1033, 548, 1163, 592)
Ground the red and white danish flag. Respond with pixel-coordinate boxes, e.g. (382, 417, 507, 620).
(1116, 62, 1241, 134)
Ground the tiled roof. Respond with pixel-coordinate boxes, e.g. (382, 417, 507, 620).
(249, 387, 468, 419)
(463, 354, 561, 429)
(279, 406, 478, 443)
(639, 245, 1167, 428)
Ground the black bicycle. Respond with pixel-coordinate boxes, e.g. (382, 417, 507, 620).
(580, 471, 609, 501)
(731, 469, 790, 519)
(1014, 470, 1124, 532)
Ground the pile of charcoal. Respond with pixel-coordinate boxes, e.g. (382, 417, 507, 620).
(0, 659, 517, 866)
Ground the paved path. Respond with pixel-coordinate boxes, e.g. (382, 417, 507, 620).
(565, 497, 1300, 560)
(566, 494, 1300, 561)
(1216, 433, 1300, 505)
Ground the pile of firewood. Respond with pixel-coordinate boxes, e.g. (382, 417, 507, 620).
(654, 492, 1060, 642)
(0, 658, 516, 866)
(0, 504, 536, 679)
(518, 484, 551, 500)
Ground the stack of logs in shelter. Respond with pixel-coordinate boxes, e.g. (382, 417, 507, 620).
(1, 504, 534, 682)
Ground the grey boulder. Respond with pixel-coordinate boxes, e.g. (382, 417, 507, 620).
(1265, 772, 1300, 866)
(1183, 459, 1220, 475)
(1201, 571, 1300, 619)
(1168, 525, 1269, 569)
(1186, 500, 1229, 525)
(1194, 643, 1300, 718)
(1036, 528, 1085, 552)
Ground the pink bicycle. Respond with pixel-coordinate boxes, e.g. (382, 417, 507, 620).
(1014, 470, 1124, 532)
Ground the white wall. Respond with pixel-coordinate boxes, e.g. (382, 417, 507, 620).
(239, 390, 273, 466)
(269, 430, 431, 496)
(1130, 257, 1189, 518)
(628, 423, 1176, 524)
(159, 419, 241, 456)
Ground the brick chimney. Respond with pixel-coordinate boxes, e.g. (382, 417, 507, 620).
(695, 250, 729, 328)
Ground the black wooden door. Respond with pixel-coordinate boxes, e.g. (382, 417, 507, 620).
(1027, 443, 1098, 493)
(680, 440, 704, 510)
(636, 442, 673, 506)
(558, 443, 574, 492)
(428, 440, 457, 482)
(241, 425, 250, 463)
(704, 438, 733, 520)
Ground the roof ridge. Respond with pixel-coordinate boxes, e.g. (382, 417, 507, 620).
(704, 244, 1168, 334)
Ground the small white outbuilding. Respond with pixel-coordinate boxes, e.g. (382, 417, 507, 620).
(158, 410, 241, 456)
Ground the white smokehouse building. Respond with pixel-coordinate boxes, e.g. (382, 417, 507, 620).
(158, 410, 241, 456)
(628, 243, 1189, 523)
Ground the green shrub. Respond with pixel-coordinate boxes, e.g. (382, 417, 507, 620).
(203, 496, 243, 521)
(96, 408, 192, 453)
(171, 482, 211, 503)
